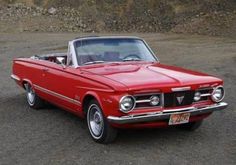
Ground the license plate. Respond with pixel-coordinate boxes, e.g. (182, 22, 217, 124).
(169, 113, 190, 125)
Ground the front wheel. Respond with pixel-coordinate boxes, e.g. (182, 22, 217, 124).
(87, 100, 117, 144)
(25, 83, 44, 109)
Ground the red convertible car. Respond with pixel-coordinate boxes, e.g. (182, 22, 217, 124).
(11, 36, 228, 143)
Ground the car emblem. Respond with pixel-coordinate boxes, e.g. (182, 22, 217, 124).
(176, 95, 184, 104)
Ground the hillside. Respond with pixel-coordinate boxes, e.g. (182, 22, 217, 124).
(0, 0, 236, 37)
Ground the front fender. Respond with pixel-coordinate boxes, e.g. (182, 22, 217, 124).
(81, 91, 123, 117)
(82, 91, 104, 111)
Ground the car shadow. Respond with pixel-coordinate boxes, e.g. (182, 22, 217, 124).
(5, 94, 203, 145)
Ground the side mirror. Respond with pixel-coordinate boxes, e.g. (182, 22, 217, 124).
(56, 57, 66, 69)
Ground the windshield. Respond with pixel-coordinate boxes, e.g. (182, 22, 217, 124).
(74, 38, 157, 65)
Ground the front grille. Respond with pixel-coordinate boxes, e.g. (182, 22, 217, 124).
(133, 88, 212, 110)
(164, 91, 195, 108)
(195, 88, 213, 102)
(134, 93, 162, 109)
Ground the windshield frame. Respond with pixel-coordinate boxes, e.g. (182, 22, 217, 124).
(72, 36, 159, 66)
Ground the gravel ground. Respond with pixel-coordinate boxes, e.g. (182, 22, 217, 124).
(0, 33, 235, 165)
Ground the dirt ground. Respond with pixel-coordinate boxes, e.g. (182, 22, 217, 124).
(0, 32, 235, 165)
(1, 2, 236, 37)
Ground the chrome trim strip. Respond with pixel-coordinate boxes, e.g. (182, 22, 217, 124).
(11, 74, 20, 81)
(162, 93, 165, 108)
(171, 86, 191, 92)
(136, 99, 151, 103)
(77, 86, 114, 93)
(69, 41, 79, 68)
(200, 93, 211, 97)
(107, 102, 228, 124)
(163, 107, 194, 113)
(34, 84, 81, 105)
(143, 39, 159, 62)
(72, 36, 142, 43)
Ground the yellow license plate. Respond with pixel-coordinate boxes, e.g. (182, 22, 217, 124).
(169, 113, 190, 125)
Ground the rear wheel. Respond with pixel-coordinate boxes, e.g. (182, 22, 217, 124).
(25, 83, 44, 109)
(86, 100, 117, 144)
(179, 120, 203, 131)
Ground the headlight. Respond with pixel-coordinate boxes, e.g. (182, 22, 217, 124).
(119, 95, 136, 113)
(211, 86, 225, 102)
(150, 95, 160, 106)
(194, 92, 201, 102)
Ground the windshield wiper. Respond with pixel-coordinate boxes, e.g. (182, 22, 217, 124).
(122, 58, 142, 62)
(83, 61, 105, 65)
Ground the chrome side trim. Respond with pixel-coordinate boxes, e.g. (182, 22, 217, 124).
(11, 74, 20, 81)
(171, 86, 191, 92)
(34, 84, 81, 105)
(107, 102, 228, 124)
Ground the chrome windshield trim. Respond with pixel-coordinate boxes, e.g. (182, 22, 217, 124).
(72, 36, 142, 43)
(107, 102, 228, 124)
(11, 74, 20, 81)
(69, 41, 79, 68)
(34, 84, 81, 105)
(171, 87, 191, 92)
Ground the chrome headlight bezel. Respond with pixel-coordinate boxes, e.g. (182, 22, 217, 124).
(119, 95, 136, 113)
(211, 86, 225, 103)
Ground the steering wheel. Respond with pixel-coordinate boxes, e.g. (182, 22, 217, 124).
(123, 54, 141, 61)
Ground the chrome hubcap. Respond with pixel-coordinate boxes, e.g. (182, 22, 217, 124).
(26, 84, 35, 105)
(88, 105, 104, 138)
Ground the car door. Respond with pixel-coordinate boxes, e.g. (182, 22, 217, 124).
(38, 60, 82, 113)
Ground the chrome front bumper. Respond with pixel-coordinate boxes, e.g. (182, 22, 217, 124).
(11, 74, 20, 81)
(107, 102, 228, 124)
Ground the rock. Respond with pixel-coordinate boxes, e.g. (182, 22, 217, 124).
(48, 7, 57, 15)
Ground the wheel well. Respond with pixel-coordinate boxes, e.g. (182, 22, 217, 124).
(82, 95, 97, 114)
(22, 81, 28, 90)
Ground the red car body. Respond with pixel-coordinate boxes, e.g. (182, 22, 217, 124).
(11, 36, 228, 143)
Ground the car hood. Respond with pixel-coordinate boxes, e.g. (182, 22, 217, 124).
(81, 62, 222, 92)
